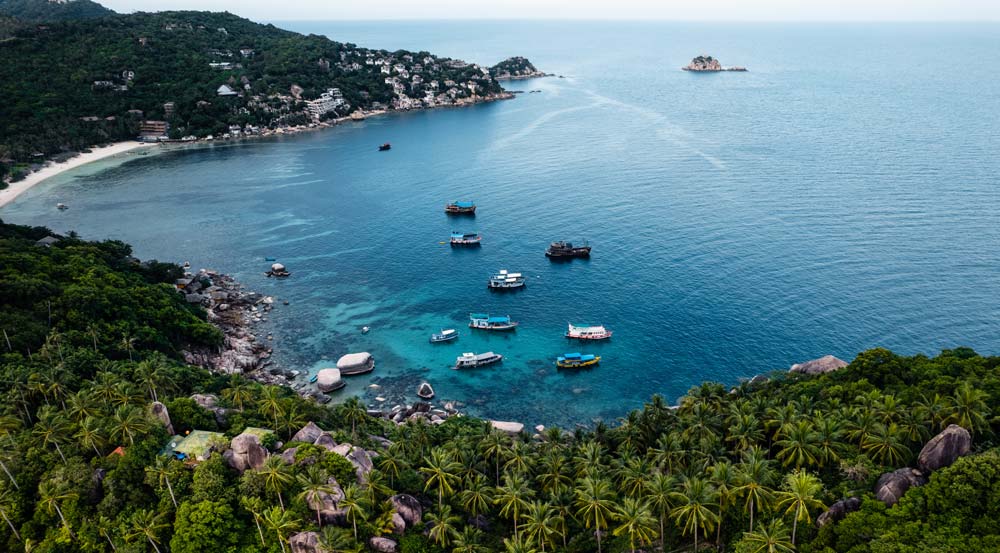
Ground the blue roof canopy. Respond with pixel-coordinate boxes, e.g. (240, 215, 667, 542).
(453, 201, 475, 208)
(487, 316, 511, 323)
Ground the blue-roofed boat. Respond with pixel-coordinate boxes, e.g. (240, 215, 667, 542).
(430, 329, 458, 343)
(556, 352, 601, 369)
(469, 313, 518, 331)
(450, 231, 482, 246)
(445, 200, 477, 214)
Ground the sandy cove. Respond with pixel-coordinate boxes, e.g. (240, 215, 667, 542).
(0, 141, 156, 208)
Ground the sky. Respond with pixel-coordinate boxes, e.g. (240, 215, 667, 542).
(99, 0, 1000, 22)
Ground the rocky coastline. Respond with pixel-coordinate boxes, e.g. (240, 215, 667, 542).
(682, 55, 748, 72)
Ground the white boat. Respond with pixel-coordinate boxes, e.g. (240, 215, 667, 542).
(469, 313, 518, 331)
(488, 269, 525, 290)
(430, 329, 458, 343)
(566, 323, 613, 340)
(454, 351, 503, 369)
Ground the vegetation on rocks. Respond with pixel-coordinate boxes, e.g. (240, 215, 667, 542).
(1, 219, 999, 552)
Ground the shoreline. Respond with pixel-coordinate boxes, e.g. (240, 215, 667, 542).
(0, 141, 156, 209)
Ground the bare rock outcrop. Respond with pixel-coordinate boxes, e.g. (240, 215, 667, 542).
(306, 477, 346, 524)
(490, 420, 524, 435)
(390, 494, 422, 530)
(149, 401, 174, 435)
(289, 531, 320, 553)
(917, 424, 972, 473)
(315, 433, 338, 452)
(816, 497, 862, 527)
(790, 355, 848, 375)
(316, 368, 344, 393)
(291, 422, 324, 444)
(875, 468, 927, 506)
(417, 382, 435, 400)
(369, 537, 398, 553)
(227, 432, 268, 473)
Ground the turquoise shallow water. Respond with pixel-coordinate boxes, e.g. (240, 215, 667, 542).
(3, 22, 1000, 427)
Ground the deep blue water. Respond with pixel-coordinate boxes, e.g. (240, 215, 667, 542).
(4, 22, 1000, 427)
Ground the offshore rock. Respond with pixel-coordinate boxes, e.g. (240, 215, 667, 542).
(875, 468, 927, 506)
(289, 531, 320, 553)
(817, 497, 862, 527)
(790, 355, 848, 375)
(316, 368, 344, 393)
(417, 381, 435, 400)
(918, 424, 972, 473)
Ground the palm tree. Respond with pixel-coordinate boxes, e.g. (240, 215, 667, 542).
(616, 454, 651, 499)
(573, 476, 615, 553)
(502, 534, 539, 553)
(480, 430, 509, 485)
(0, 487, 22, 541)
(222, 376, 255, 412)
(537, 452, 572, 495)
(126, 508, 168, 553)
(110, 405, 149, 446)
(522, 500, 562, 552)
(39, 481, 77, 538)
(258, 386, 286, 431)
(318, 526, 360, 553)
(734, 449, 776, 532)
(74, 416, 106, 458)
(297, 466, 334, 528)
(341, 397, 367, 441)
(643, 472, 675, 550)
(426, 504, 460, 547)
(613, 497, 658, 552)
(259, 455, 294, 511)
(459, 474, 494, 517)
(861, 423, 911, 466)
(263, 506, 299, 553)
(913, 392, 949, 432)
(241, 496, 268, 547)
(775, 469, 825, 545)
(740, 518, 795, 553)
(135, 357, 175, 403)
(420, 447, 462, 510)
(710, 460, 737, 547)
(96, 514, 118, 551)
(67, 391, 101, 423)
(775, 420, 821, 468)
(377, 446, 406, 488)
(504, 440, 532, 475)
(33, 406, 70, 464)
(946, 382, 991, 436)
(120, 331, 136, 362)
(145, 456, 179, 508)
(497, 472, 535, 540)
(812, 414, 846, 466)
(572, 440, 605, 479)
(670, 476, 719, 552)
(339, 483, 368, 541)
(451, 525, 488, 553)
(0, 450, 19, 491)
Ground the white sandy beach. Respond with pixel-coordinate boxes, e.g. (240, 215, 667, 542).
(0, 141, 155, 208)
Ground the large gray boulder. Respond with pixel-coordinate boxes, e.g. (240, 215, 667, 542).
(305, 477, 346, 524)
(417, 382, 435, 400)
(816, 497, 862, 527)
(190, 393, 218, 410)
(790, 355, 848, 375)
(875, 468, 927, 506)
(149, 402, 174, 435)
(331, 443, 374, 482)
(289, 531, 320, 553)
(316, 368, 344, 393)
(369, 537, 398, 553)
(390, 494, 422, 528)
(291, 422, 324, 444)
(314, 433, 338, 452)
(227, 433, 268, 473)
(917, 424, 972, 473)
(490, 420, 524, 435)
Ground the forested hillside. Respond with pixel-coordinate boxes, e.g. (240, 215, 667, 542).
(0, 0, 113, 22)
(2, 217, 997, 552)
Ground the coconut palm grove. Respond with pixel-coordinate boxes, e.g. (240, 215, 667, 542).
(2, 221, 999, 553)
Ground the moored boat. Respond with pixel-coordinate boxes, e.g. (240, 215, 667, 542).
(545, 240, 591, 258)
(566, 323, 613, 340)
(450, 231, 482, 246)
(56, 203, 69, 211)
(469, 313, 518, 331)
(454, 351, 503, 369)
(556, 352, 601, 369)
(487, 269, 525, 290)
(430, 329, 459, 343)
(379, 143, 391, 151)
(445, 200, 476, 214)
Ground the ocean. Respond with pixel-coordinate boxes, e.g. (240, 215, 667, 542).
(3, 21, 999, 427)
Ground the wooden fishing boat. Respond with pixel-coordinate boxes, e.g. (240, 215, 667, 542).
(556, 353, 601, 369)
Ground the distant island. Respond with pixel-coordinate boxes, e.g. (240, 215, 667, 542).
(0, 3, 543, 185)
(682, 55, 748, 72)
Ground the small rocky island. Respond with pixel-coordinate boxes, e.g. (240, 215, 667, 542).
(682, 55, 748, 72)
(492, 56, 550, 80)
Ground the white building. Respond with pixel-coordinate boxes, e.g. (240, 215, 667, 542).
(306, 88, 346, 119)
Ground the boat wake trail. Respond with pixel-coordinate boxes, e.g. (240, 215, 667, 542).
(491, 101, 609, 150)
(581, 90, 728, 171)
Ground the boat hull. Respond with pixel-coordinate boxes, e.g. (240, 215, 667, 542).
(557, 357, 601, 369)
(566, 332, 613, 340)
(469, 323, 518, 331)
(430, 334, 458, 343)
(454, 355, 503, 369)
(445, 206, 477, 214)
(546, 248, 591, 258)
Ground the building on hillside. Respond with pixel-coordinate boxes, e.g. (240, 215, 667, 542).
(306, 88, 346, 120)
(217, 84, 238, 96)
(165, 430, 228, 462)
(163, 102, 176, 117)
(139, 120, 169, 142)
